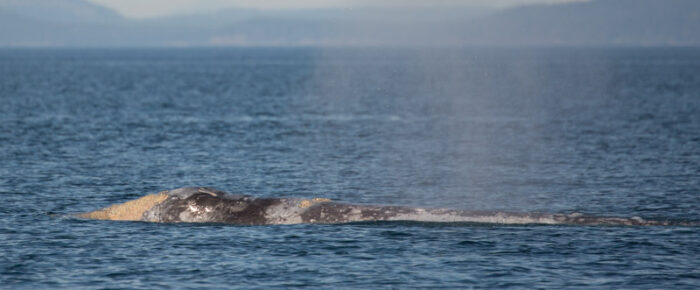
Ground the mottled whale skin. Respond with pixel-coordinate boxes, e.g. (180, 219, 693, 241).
(82, 187, 689, 226)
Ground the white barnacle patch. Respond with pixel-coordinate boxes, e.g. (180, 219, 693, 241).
(179, 201, 211, 222)
(343, 207, 363, 222)
(179, 211, 192, 221)
(188, 203, 200, 213)
(264, 199, 304, 224)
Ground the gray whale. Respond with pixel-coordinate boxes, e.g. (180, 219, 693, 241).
(79, 187, 689, 226)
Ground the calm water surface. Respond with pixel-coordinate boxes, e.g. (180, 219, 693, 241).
(1, 47, 699, 288)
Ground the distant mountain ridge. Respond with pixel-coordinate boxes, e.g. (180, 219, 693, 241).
(1, 0, 699, 47)
(466, 0, 700, 45)
(0, 0, 121, 23)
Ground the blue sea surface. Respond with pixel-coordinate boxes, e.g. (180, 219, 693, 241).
(0, 47, 699, 288)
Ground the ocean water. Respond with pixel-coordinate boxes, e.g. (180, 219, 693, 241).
(0, 47, 699, 288)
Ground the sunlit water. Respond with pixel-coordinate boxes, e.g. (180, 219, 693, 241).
(1, 48, 698, 288)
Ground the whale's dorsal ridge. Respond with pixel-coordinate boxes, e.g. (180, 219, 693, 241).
(196, 187, 229, 197)
(166, 187, 225, 199)
(165, 186, 250, 200)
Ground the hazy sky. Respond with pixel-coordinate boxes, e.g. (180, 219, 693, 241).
(87, 0, 588, 18)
